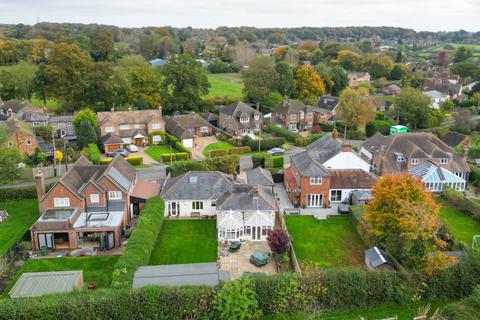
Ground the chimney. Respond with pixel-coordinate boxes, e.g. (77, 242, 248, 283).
(464, 145, 469, 159)
(331, 128, 339, 140)
(111, 107, 115, 112)
(256, 102, 260, 112)
(158, 105, 162, 117)
(378, 146, 385, 175)
(35, 170, 45, 212)
(341, 144, 353, 152)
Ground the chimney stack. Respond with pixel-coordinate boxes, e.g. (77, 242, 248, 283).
(35, 170, 45, 213)
(331, 128, 339, 140)
(256, 102, 260, 112)
(158, 105, 162, 117)
(7, 108, 12, 118)
(464, 145, 469, 159)
(341, 144, 353, 152)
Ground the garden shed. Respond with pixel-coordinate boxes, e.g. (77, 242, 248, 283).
(9, 271, 83, 298)
(132, 263, 230, 288)
(365, 247, 395, 271)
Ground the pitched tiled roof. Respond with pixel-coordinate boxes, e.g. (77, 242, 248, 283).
(172, 113, 211, 129)
(246, 167, 274, 186)
(317, 96, 339, 111)
(329, 170, 377, 189)
(440, 131, 468, 148)
(164, 116, 195, 140)
(217, 185, 276, 211)
(97, 109, 164, 127)
(291, 152, 330, 177)
(100, 133, 123, 145)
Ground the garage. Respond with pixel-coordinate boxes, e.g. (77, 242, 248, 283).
(182, 138, 194, 149)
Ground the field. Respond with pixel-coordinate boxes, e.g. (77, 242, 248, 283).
(2, 256, 119, 297)
(285, 216, 366, 268)
(149, 220, 217, 265)
(144, 145, 181, 161)
(0, 200, 39, 257)
(419, 43, 480, 57)
(206, 73, 244, 98)
(438, 202, 480, 245)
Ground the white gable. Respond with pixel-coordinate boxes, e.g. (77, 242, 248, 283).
(323, 152, 370, 173)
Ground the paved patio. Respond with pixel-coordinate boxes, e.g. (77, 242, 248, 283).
(218, 241, 277, 279)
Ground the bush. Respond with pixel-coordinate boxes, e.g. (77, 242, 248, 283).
(267, 124, 300, 143)
(148, 131, 166, 145)
(125, 156, 143, 166)
(319, 122, 334, 132)
(442, 285, 480, 319)
(470, 165, 480, 187)
(469, 146, 480, 160)
(252, 154, 266, 168)
(246, 137, 285, 151)
(175, 141, 191, 154)
(209, 149, 228, 157)
(305, 134, 324, 145)
(167, 160, 208, 177)
(347, 129, 365, 140)
(366, 119, 394, 137)
(442, 188, 480, 222)
(162, 153, 190, 162)
(0, 183, 54, 202)
(111, 197, 164, 288)
(100, 158, 112, 165)
(207, 60, 235, 73)
(272, 156, 284, 168)
(88, 144, 101, 164)
(204, 155, 240, 174)
(230, 146, 251, 155)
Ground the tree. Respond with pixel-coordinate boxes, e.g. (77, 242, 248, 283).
(336, 87, 375, 132)
(451, 61, 480, 79)
(453, 46, 473, 63)
(73, 108, 97, 132)
(335, 50, 362, 71)
(390, 64, 408, 81)
(160, 54, 210, 112)
(453, 109, 474, 134)
(0, 62, 37, 101)
(126, 66, 162, 109)
(299, 40, 319, 52)
(294, 64, 325, 105)
(89, 28, 115, 61)
(364, 53, 394, 79)
(83, 61, 118, 110)
(275, 61, 294, 96)
(267, 228, 290, 254)
(329, 65, 349, 96)
(242, 55, 278, 104)
(32, 63, 48, 106)
(0, 146, 23, 184)
(440, 100, 455, 112)
(76, 120, 98, 149)
(394, 87, 432, 129)
(364, 174, 445, 269)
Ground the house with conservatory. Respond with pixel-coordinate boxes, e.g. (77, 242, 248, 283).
(160, 171, 276, 242)
(361, 132, 470, 192)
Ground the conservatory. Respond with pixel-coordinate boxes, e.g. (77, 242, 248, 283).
(409, 161, 466, 192)
(244, 211, 275, 241)
(218, 210, 244, 242)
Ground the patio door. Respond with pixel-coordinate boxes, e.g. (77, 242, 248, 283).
(252, 226, 261, 240)
(38, 233, 54, 251)
(168, 201, 180, 216)
(307, 194, 322, 207)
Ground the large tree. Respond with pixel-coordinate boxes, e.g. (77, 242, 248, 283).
(275, 61, 294, 96)
(294, 64, 325, 105)
(0, 62, 37, 101)
(83, 61, 119, 110)
(126, 66, 162, 109)
(394, 87, 432, 129)
(242, 55, 278, 104)
(160, 54, 210, 112)
(89, 28, 115, 62)
(76, 120, 98, 149)
(453, 46, 473, 63)
(73, 108, 98, 132)
(364, 174, 445, 269)
(329, 65, 349, 96)
(336, 87, 375, 132)
(451, 60, 480, 79)
(363, 53, 394, 79)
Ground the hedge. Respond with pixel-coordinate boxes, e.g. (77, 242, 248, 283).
(99, 157, 143, 166)
(166, 160, 208, 177)
(208, 149, 228, 157)
(88, 144, 101, 164)
(161, 152, 189, 162)
(111, 196, 165, 288)
(319, 122, 334, 132)
(252, 154, 266, 168)
(246, 137, 285, 151)
(365, 119, 394, 137)
(100, 158, 112, 165)
(148, 131, 166, 145)
(267, 124, 300, 143)
(230, 146, 251, 155)
(442, 187, 480, 222)
(175, 141, 191, 154)
(272, 156, 284, 168)
(469, 164, 480, 187)
(442, 285, 480, 319)
(0, 183, 54, 202)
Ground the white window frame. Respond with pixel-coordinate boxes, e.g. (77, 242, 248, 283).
(26, 138, 32, 145)
(67, 122, 72, 127)
(440, 158, 448, 164)
(168, 201, 180, 216)
(288, 123, 297, 131)
(122, 137, 132, 144)
(240, 116, 249, 123)
(7, 141, 13, 147)
(105, 126, 115, 133)
(397, 156, 404, 162)
(54, 197, 70, 207)
(200, 126, 208, 133)
(90, 194, 100, 204)
(310, 176, 323, 185)
(254, 114, 260, 120)
(108, 191, 122, 200)
(151, 123, 161, 130)
(152, 135, 162, 142)
(32, 122, 39, 127)
(119, 124, 130, 131)
(134, 124, 141, 129)
(192, 201, 204, 210)
(410, 158, 418, 165)
(330, 190, 342, 202)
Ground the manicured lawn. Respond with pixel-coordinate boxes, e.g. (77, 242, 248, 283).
(206, 73, 243, 98)
(2, 256, 119, 297)
(0, 199, 39, 257)
(285, 216, 366, 268)
(149, 220, 217, 265)
(145, 145, 180, 161)
(203, 141, 235, 157)
(438, 202, 480, 245)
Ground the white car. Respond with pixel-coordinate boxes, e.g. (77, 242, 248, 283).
(267, 148, 285, 156)
(127, 144, 138, 152)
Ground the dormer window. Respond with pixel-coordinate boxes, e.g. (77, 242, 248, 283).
(410, 158, 418, 165)
(152, 123, 161, 130)
(119, 124, 130, 130)
(310, 177, 323, 185)
(254, 114, 260, 120)
(240, 116, 249, 123)
(395, 153, 404, 163)
(26, 138, 32, 145)
(440, 158, 448, 164)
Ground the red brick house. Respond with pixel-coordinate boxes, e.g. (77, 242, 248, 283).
(272, 99, 316, 131)
(29, 156, 156, 252)
(164, 113, 213, 149)
(1, 119, 38, 155)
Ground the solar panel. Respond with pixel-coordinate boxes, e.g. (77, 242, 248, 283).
(108, 167, 131, 190)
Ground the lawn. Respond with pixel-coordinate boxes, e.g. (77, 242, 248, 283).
(0, 199, 39, 257)
(285, 216, 366, 268)
(438, 202, 480, 245)
(145, 145, 180, 161)
(149, 220, 217, 265)
(203, 141, 235, 157)
(206, 73, 243, 98)
(2, 256, 119, 297)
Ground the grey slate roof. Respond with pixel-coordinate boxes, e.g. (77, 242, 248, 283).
(217, 185, 276, 211)
(49, 115, 73, 123)
(15, 111, 49, 122)
(246, 167, 274, 187)
(317, 96, 339, 111)
(9, 271, 82, 298)
(305, 133, 342, 162)
(100, 133, 123, 145)
(291, 152, 330, 177)
(365, 247, 393, 268)
(133, 263, 228, 288)
(440, 131, 468, 148)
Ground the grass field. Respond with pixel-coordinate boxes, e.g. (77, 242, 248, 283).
(0, 200, 39, 257)
(149, 220, 217, 265)
(206, 73, 243, 98)
(203, 141, 235, 157)
(145, 145, 180, 161)
(438, 202, 480, 245)
(418, 43, 480, 58)
(285, 216, 366, 268)
(2, 256, 119, 297)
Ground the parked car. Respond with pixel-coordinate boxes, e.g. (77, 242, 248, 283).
(106, 149, 129, 157)
(127, 144, 138, 152)
(289, 128, 299, 133)
(267, 148, 285, 156)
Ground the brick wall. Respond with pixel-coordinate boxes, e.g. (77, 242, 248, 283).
(40, 184, 84, 214)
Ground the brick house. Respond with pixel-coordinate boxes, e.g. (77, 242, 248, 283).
(272, 99, 317, 131)
(1, 119, 38, 155)
(97, 107, 165, 151)
(29, 156, 157, 252)
(219, 101, 263, 137)
(284, 132, 376, 207)
(348, 72, 371, 87)
(316, 96, 340, 123)
(164, 113, 213, 149)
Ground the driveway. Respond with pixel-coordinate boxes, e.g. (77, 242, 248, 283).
(191, 136, 218, 160)
(136, 165, 167, 183)
(135, 147, 159, 165)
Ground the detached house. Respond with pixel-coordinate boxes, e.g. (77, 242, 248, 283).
(30, 156, 155, 252)
(361, 132, 470, 192)
(97, 107, 165, 152)
(316, 96, 340, 123)
(272, 99, 317, 132)
(164, 113, 213, 149)
(284, 132, 376, 207)
(219, 101, 263, 137)
(1, 119, 38, 155)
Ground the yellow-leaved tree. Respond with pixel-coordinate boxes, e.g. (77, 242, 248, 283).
(336, 87, 375, 133)
(294, 65, 325, 105)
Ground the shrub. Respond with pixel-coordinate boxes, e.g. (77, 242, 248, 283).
(125, 156, 143, 166)
(347, 129, 365, 140)
(100, 158, 112, 165)
(305, 134, 324, 145)
(204, 155, 240, 174)
(111, 197, 164, 288)
(0, 183, 54, 202)
(246, 137, 285, 151)
(162, 153, 190, 162)
(175, 153, 190, 161)
(294, 136, 307, 147)
(442, 285, 480, 319)
(366, 119, 394, 137)
(272, 156, 284, 168)
(267, 124, 300, 143)
(207, 60, 234, 73)
(88, 144, 101, 164)
(319, 122, 334, 132)
(175, 141, 191, 154)
(252, 155, 266, 168)
(167, 160, 207, 177)
(442, 188, 480, 222)
(209, 149, 228, 157)
(267, 228, 290, 254)
(148, 131, 166, 145)
(230, 146, 251, 155)
(470, 165, 480, 187)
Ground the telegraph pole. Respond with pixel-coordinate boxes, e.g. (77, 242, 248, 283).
(51, 129, 57, 177)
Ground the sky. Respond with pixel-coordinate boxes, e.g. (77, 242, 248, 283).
(0, 0, 479, 32)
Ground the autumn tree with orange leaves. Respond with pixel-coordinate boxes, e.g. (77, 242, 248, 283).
(363, 174, 446, 269)
(294, 64, 325, 105)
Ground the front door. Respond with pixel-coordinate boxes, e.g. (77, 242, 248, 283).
(135, 138, 143, 147)
(307, 194, 323, 207)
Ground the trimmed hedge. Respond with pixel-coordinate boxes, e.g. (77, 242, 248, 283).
(161, 153, 189, 162)
(442, 187, 480, 222)
(100, 158, 112, 164)
(88, 144, 101, 164)
(208, 149, 228, 157)
(175, 141, 191, 154)
(0, 183, 54, 202)
(125, 156, 143, 166)
(267, 124, 300, 143)
(148, 131, 166, 145)
(111, 196, 165, 288)
(166, 160, 208, 177)
(230, 146, 251, 155)
(272, 156, 284, 168)
(246, 137, 285, 151)
(319, 122, 334, 132)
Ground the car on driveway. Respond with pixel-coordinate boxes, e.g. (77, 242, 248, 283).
(267, 147, 285, 156)
(106, 148, 129, 157)
(127, 144, 139, 152)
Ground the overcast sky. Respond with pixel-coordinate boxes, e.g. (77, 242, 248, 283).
(0, 0, 479, 32)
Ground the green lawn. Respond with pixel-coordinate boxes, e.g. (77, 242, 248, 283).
(285, 216, 366, 268)
(2, 256, 119, 297)
(206, 73, 243, 98)
(438, 202, 480, 245)
(203, 141, 235, 157)
(145, 145, 180, 161)
(149, 220, 217, 265)
(0, 199, 39, 257)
